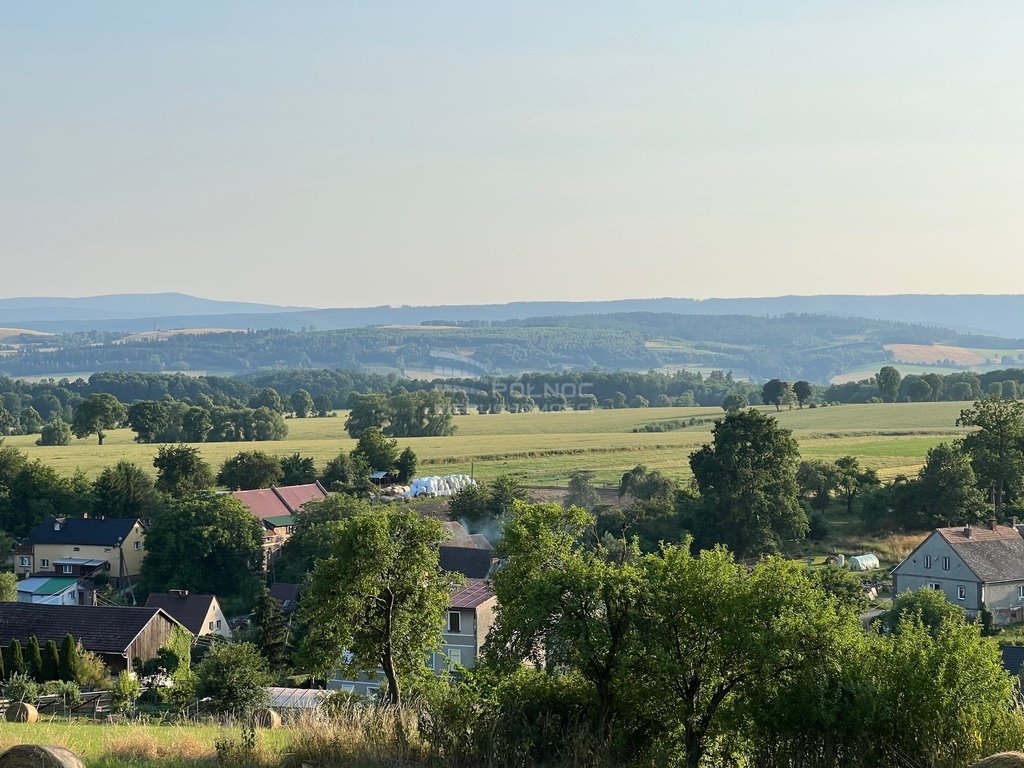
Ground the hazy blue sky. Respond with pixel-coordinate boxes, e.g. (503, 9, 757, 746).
(3, 2, 1023, 308)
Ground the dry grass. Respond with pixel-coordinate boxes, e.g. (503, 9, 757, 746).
(283, 707, 428, 768)
(856, 532, 928, 565)
(102, 728, 213, 763)
(884, 343, 987, 366)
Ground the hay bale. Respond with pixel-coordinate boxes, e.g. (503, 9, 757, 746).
(0, 744, 85, 768)
(3, 703, 38, 723)
(971, 754, 1024, 768)
(251, 707, 282, 729)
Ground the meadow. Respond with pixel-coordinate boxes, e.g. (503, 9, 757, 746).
(2, 402, 973, 488)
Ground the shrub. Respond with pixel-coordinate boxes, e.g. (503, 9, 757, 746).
(196, 642, 271, 714)
(111, 670, 141, 714)
(41, 679, 82, 710)
(4, 673, 39, 703)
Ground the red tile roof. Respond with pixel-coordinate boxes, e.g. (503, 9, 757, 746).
(273, 483, 327, 512)
(450, 579, 495, 610)
(232, 489, 288, 520)
(232, 484, 328, 520)
(938, 524, 1022, 544)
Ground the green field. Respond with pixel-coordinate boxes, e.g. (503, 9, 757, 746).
(1, 402, 972, 487)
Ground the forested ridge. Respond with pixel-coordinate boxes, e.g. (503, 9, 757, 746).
(2, 311, 1010, 382)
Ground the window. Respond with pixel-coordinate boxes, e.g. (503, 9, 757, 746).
(924, 555, 932, 569)
(216, 619, 222, 629)
(133, 541, 141, 551)
(39, 559, 49, 568)
(928, 583, 942, 591)
(73, 547, 80, 552)
(209, 621, 214, 631)
(446, 648, 462, 666)
(942, 556, 951, 570)
(1018, 585, 1024, 599)
(62, 565, 72, 574)
(447, 611, 461, 633)
(957, 585, 966, 600)
(19, 556, 30, 568)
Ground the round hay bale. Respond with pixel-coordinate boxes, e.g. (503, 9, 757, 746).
(971, 754, 1024, 768)
(251, 707, 282, 729)
(3, 703, 38, 723)
(0, 744, 85, 768)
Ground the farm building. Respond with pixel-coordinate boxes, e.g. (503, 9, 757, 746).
(0, 603, 186, 672)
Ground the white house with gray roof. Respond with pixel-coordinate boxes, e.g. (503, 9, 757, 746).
(892, 521, 1024, 625)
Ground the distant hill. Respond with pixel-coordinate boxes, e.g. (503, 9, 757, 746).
(4, 293, 1024, 337)
(0, 293, 307, 325)
(3, 311, 1017, 384)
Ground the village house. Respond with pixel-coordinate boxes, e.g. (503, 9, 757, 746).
(16, 576, 97, 606)
(327, 579, 497, 696)
(0, 603, 185, 672)
(892, 521, 1024, 625)
(231, 483, 328, 565)
(145, 590, 232, 639)
(16, 517, 146, 588)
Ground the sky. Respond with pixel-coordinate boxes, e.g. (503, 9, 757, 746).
(3, 2, 1023, 308)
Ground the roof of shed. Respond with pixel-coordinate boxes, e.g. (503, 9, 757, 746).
(0, 603, 182, 654)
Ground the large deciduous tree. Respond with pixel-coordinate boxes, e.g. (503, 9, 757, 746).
(635, 544, 853, 768)
(153, 444, 215, 496)
(915, 442, 987, 527)
(487, 501, 642, 737)
(279, 453, 317, 485)
(689, 409, 807, 556)
(351, 427, 399, 473)
(760, 379, 793, 411)
(290, 389, 315, 418)
(957, 396, 1024, 512)
(93, 460, 161, 520)
(71, 394, 126, 445)
(832, 455, 880, 516)
(792, 380, 813, 408)
(298, 507, 457, 705)
(139, 492, 263, 605)
(876, 366, 902, 403)
(217, 450, 284, 490)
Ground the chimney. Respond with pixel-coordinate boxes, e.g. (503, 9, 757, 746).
(965, 525, 972, 538)
(1013, 517, 1019, 528)
(82, 512, 88, 520)
(53, 521, 61, 532)
(989, 518, 999, 531)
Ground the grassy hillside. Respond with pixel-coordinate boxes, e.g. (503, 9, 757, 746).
(3, 402, 970, 487)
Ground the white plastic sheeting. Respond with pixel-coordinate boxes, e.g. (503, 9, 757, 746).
(847, 553, 880, 571)
(408, 474, 476, 498)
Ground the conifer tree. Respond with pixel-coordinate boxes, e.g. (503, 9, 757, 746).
(42, 640, 60, 682)
(26, 636, 43, 681)
(7, 639, 25, 677)
(252, 584, 288, 672)
(59, 634, 78, 683)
